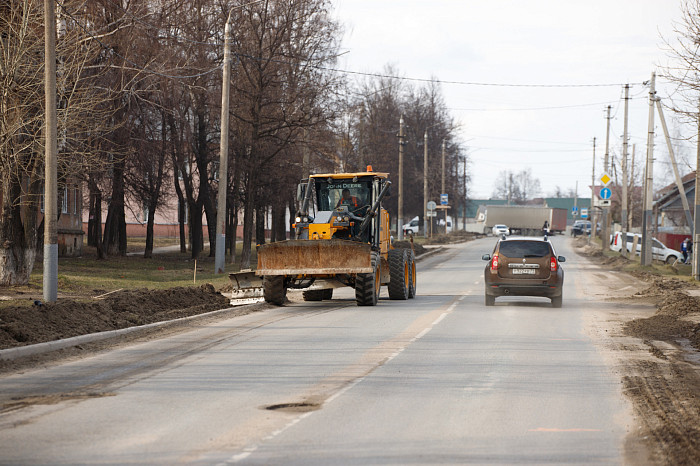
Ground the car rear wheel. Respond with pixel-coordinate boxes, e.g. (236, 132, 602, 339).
(551, 295, 562, 308)
(485, 294, 495, 306)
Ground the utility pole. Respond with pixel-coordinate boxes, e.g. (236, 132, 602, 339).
(398, 115, 405, 240)
(43, 0, 58, 303)
(462, 156, 467, 230)
(215, 17, 232, 274)
(641, 72, 656, 266)
(590, 137, 596, 245)
(694, 100, 700, 280)
(621, 85, 629, 258)
(441, 139, 446, 233)
(630, 144, 636, 229)
(656, 97, 693, 229)
(423, 129, 428, 237)
(602, 105, 612, 251)
(441, 139, 446, 194)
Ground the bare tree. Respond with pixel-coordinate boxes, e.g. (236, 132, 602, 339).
(0, 0, 113, 284)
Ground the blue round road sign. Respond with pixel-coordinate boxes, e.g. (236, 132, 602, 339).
(600, 187, 612, 200)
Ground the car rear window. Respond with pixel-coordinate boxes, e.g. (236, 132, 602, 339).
(498, 241, 551, 258)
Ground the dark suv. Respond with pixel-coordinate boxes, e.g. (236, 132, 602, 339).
(482, 237, 565, 307)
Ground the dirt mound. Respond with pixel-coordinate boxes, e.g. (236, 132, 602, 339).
(572, 237, 604, 257)
(0, 284, 230, 350)
(424, 230, 480, 245)
(392, 241, 427, 256)
(624, 289, 700, 351)
(633, 274, 696, 298)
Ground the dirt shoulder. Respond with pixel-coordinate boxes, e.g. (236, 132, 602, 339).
(574, 238, 700, 465)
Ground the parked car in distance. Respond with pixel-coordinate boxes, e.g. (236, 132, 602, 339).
(571, 220, 589, 236)
(482, 236, 565, 307)
(492, 224, 510, 236)
(609, 232, 681, 264)
(403, 216, 420, 236)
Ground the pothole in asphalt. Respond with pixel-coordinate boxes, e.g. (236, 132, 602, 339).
(264, 402, 321, 413)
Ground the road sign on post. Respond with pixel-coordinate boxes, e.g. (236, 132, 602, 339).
(572, 206, 578, 216)
(440, 194, 448, 205)
(599, 187, 612, 200)
(581, 208, 588, 219)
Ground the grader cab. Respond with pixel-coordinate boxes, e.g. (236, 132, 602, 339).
(231, 168, 416, 306)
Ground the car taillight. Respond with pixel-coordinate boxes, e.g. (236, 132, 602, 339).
(491, 254, 499, 271)
(550, 256, 558, 272)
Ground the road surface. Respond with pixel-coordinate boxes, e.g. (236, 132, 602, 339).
(0, 236, 637, 464)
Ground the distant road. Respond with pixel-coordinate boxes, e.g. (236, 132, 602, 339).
(0, 236, 634, 464)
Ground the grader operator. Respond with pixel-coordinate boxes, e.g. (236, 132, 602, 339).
(230, 167, 416, 306)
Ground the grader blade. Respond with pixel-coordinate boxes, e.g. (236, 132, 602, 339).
(228, 270, 264, 306)
(257, 239, 373, 276)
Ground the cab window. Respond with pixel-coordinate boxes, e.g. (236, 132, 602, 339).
(315, 180, 371, 212)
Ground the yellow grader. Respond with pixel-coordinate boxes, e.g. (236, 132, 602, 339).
(230, 168, 416, 306)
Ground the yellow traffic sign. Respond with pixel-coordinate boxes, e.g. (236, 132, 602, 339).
(600, 173, 612, 186)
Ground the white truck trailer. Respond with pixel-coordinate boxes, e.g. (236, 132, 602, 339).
(478, 205, 567, 236)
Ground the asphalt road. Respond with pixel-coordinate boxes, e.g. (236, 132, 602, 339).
(0, 236, 634, 465)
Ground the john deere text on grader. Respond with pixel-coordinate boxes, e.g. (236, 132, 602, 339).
(230, 168, 416, 306)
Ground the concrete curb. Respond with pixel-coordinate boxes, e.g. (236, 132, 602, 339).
(0, 306, 242, 362)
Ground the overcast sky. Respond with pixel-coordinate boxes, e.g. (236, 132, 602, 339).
(333, 0, 694, 200)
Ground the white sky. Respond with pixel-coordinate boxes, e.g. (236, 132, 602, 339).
(334, 0, 695, 199)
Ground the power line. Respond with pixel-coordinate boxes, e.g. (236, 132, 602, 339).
(61, 0, 644, 90)
(449, 98, 644, 112)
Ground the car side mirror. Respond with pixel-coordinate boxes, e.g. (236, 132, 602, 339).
(558, 256, 566, 263)
(482, 254, 491, 261)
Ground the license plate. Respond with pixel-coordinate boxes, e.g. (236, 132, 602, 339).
(512, 269, 536, 275)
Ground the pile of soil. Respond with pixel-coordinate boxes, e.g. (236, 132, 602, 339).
(391, 240, 427, 256)
(632, 274, 695, 297)
(0, 284, 230, 350)
(624, 289, 700, 351)
(425, 230, 480, 245)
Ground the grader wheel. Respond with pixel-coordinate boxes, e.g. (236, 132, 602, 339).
(356, 252, 380, 306)
(388, 249, 409, 300)
(407, 249, 416, 298)
(263, 276, 286, 305)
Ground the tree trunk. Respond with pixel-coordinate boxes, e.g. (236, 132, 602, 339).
(240, 175, 256, 269)
(144, 198, 157, 259)
(255, 204, 266, 246)
(87, 178, 102, 247)
(227, 201, 237, 264)
(271, 201, 286, 242)
(189, 199, 203, 260)
(103, 157, 126, 256)
(178, 198, 187, 253)
(0, 177, 36, 285)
